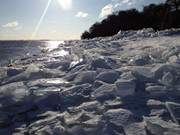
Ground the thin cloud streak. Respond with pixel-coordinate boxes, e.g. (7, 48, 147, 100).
(31, 0, 52, 38)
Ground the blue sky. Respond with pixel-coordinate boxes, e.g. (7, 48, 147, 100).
(0, 0, 165, 40)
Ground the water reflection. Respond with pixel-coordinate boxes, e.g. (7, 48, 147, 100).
(42, 41, 70, 57)
(45, 78, 69, 85)
(28, 78, 69, 87)
(51, 49, 69, 57)
(45, 41, 65, 51)
(70, 58, 83, 68)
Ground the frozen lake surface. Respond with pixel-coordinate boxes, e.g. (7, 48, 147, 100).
(0, 41, 64, 66)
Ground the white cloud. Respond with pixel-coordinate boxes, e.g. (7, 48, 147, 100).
(121, 0, 134, 5)
(99, 4, 114, 18)
(99, 0, 137, 18)
(2, 21, 19, 28)
(112, 0, 136, 5)
(122, 0, 130, 4)
(75, 11, 88, 18)
(57, 0, 72, 10)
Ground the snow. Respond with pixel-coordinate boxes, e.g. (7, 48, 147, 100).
(0, 28, 180, 134)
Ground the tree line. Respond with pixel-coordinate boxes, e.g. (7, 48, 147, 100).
(81, 0, 180, 39)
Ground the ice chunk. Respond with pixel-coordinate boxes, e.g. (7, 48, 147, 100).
(124, 122, 146, 135)
(7, 67, 23, 77)
(31, 90, 62, 109)
(144, 116, 180, 135)
(115, 79, 136, 97)
(27, 111, 64, 135)
(74, 71, 96, 84)
(147, 99, 165, 110)
(132, 67, 153, 81)
(82, 114, 102, 128)
(136, 28, 155, 37)
(0, 68, 7, 80)
(96, 70, 119, 84)
(93, 80, 106, 88)
(25, 64, 40, 73)
(91, 84, 116, 101)
(165, 102, 180, 125)
(68, 101, 102, 113)
(116, 28, 155, 39)
(61, 111, 102, 134)
(119, 71, 136, 81)
(60, 84, 92, 105)
(49, 49, 69, 57)
(168, 55, 179, 64)
(129, 54, 150, 66)
(161, 72, 174, 86)
(104, 98, 122, 110)
(162, 46, 180, 60)
(151, 64, 178, 82)
(91, 58, 111, 69)
(63, 110, 97, 126)
(2, 67, 64, 84)
(27, 78, 69, 87)
(145, 85, 167, 97)
(0, 82, 28, 107)
(45, 60, 70, 70)
(70, 58, 84, 69)
(103, 108, 136, 126)
(1, 65, 41, 84)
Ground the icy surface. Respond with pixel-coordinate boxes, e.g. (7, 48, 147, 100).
(0, 28, 180, 135)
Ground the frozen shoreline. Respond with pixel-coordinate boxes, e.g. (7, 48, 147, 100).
(0, 28, 180, 135)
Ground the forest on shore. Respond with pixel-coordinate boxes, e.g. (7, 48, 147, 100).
(81, 0, 180, 39)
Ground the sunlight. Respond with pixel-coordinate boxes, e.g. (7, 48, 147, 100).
(50, 49, 69, 57)
(46, 41, 65, 51)
(45, 41, 69, 57)
(31, 0, 52, 38)
(57, 0, 72, 10)
(31, 0, 72, 39)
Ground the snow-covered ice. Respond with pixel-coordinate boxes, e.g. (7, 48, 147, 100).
(0, 28, 180, 135)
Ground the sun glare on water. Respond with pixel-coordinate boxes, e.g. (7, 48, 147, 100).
(44, 41, 69, 57)
(46, 41, 65, 51)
